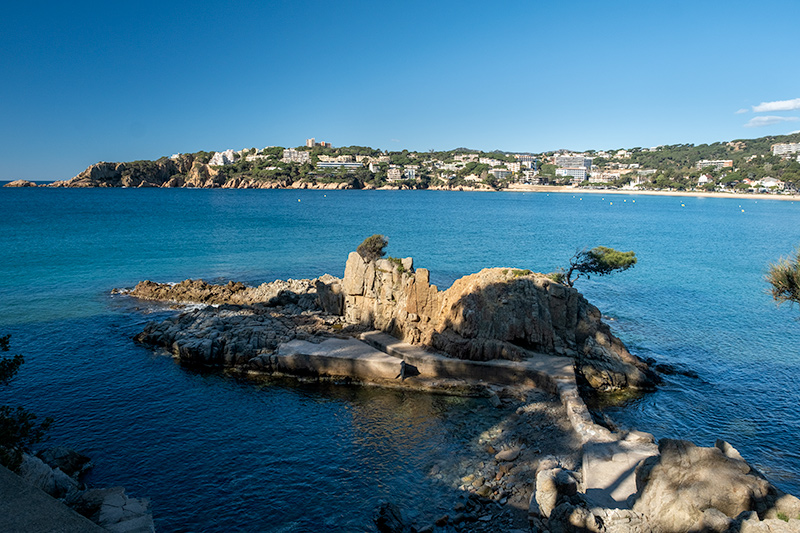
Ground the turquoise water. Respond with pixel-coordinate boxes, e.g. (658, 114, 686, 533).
(1, 188, 800, 528)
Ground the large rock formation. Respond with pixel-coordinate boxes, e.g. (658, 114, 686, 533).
(3, 179, 37, 187)
(48, 157, 362, 189)
(632, 439, 800, 532)
(530, 440, 800, 533)
(342, 252, 655, 391)
(130, 252, 653, 391)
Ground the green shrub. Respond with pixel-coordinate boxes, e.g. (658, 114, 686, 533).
(0, 335, 52, 472)
(357, 234, 388, 262)
(387, 256, 405, 273)
(767, 247, 800, 307)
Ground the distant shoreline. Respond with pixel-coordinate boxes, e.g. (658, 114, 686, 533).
(3, 180, 798, 201)
(503, 184, 800, 202)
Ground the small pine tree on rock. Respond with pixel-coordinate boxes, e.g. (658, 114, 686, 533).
(357, 234, 388, 262)
(767, 247, 800, 307)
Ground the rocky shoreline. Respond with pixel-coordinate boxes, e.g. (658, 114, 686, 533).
(122, 250, 800, 533)
(12, 447, 154, 532)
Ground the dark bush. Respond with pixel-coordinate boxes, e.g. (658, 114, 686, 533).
(357, 235, 388, 262)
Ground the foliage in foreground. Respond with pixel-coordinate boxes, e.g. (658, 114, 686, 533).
(554, 246, 638, 287)
(0, 335, 52, 472)
(357, 234, 389, 262)
(766, 248, 800, 307)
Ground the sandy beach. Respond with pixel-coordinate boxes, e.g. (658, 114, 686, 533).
(504, 183, 800, 202)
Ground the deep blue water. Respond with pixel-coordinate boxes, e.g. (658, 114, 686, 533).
(1, 188, 800, 529)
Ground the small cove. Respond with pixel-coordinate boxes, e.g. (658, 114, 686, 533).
(1, 188, 800, 529)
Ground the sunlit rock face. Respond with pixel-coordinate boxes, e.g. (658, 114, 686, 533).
(342, 252, 656, 392)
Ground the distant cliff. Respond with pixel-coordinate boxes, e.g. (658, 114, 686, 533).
(49, 154, 229, 188)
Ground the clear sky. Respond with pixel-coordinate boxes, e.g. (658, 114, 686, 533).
(2, 0, 799, 181)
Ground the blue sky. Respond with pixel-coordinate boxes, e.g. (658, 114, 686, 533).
(2, 0, 799, 180)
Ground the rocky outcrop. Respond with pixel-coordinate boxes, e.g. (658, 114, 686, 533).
(131, 275, 348, 365)
(3, 179, 37, 187)
(632, 439, 800, 532)
(48, 158, 365, 189)
(342, 252, 656, 391)
(529, 440, 800, 533)
(126, 275, 340, 308)
(129, 252, 652, 390)
(67, 487, 154, 533)
(50, 155, 195, 188)
(15, 450, 154, 533)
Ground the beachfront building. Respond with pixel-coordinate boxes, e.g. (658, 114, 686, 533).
(490, 169, 511, 180)
(758, 177, 785, 190)
(555, 155, 592, 171)
(588, 172, 621, 184)
(515, 155, 536, 168)
(556, 167, 587, 181)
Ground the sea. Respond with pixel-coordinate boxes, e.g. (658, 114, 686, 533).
(1, 187, 799, 531)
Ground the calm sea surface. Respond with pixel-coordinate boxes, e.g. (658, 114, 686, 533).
(1, 188, 799, 529)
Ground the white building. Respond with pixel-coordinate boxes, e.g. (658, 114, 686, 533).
(387, 168, 403, 181)
(772, 143, 800, 156)
(695, 159, 733, 170)
(758, 177, 785, 190)
(554, 155, 592, 171)
(489, 169, 511, 180)
(588, 172, 621, 184)
(556, 168, 587, 181)
(209, 149, 237, 166)
(282, 149, 311, 164)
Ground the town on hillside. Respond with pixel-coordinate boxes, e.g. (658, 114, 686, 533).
(172, 134, 800, 193)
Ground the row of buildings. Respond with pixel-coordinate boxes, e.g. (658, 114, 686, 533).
(195, 138, 797, 190)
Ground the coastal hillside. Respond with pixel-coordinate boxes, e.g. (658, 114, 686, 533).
(6, 132, 800, 192)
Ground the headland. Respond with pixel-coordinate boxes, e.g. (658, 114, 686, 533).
(121, 247, 800, 533)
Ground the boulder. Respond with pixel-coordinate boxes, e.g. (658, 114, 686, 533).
(534, 467, 578, 519)
(37, 446, 92, 480)
(18, 453, 79, 498)
(632, 439, 793, 532)
(67, 486, 154, 533)
(373, 501, 410, 533)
